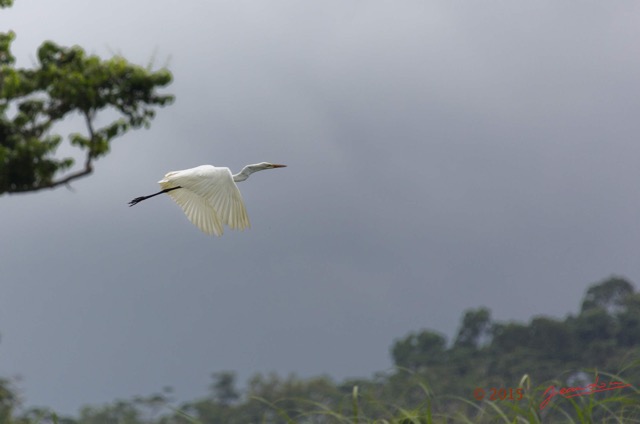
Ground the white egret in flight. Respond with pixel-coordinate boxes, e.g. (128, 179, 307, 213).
(129, 162, 286, 236)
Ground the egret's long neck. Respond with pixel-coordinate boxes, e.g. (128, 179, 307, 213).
(232, 164, 260, 182)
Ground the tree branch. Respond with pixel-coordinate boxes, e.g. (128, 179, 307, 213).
(8, 163, 94, 194)
(83, 110, 97, 165)
(7, 112, 97, 194)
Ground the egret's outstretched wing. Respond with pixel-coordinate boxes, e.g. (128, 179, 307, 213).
(159, 165, 250, 235)
(162, 185, 224, 236)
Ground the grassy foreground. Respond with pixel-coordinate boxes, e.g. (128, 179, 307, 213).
(28, 368, 640, 424)
(248, 372, 640, 423)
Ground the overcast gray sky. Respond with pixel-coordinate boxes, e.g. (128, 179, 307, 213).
(2, 0, 640, 416)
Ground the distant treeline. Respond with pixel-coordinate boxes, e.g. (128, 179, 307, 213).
(4, 276, 640, 423)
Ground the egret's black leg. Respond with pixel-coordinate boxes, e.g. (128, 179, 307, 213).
(128, 186, 182, 206)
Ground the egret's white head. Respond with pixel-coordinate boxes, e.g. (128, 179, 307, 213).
(233, 162, 286, 182)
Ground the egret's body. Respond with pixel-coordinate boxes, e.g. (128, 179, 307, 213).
(129, 162, 286, 236)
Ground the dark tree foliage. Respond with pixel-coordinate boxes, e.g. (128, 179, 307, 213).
(453, 307, 491, 349)
(210, 372, 240, 406)
(391, 276, 640, 390)
(581, 276, 634, 314)
(0, 377, 20, 423)
(617, 293, 640, 347)
(0, 0, 173, 195)
(391, 330, 447, 371)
